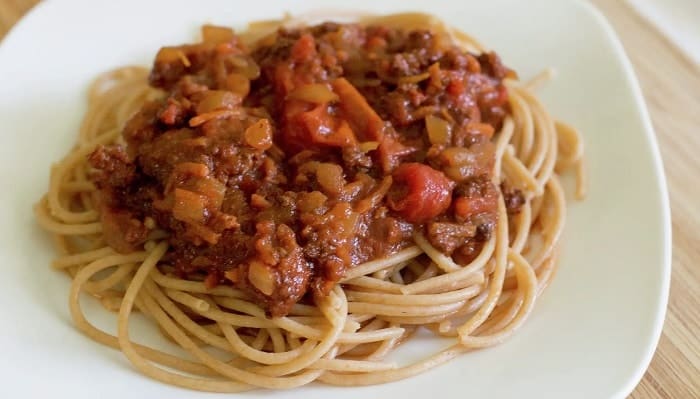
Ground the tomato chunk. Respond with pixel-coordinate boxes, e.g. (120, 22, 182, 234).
(453, 180, 499, 221)
(388, 163, 454, 223)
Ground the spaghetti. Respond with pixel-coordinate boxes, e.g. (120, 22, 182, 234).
(35, 13, 585, 392)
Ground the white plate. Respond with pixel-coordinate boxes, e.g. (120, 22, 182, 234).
(0, 0, 671, 398)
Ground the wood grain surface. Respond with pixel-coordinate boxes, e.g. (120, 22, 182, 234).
(1, 1, 697, 397)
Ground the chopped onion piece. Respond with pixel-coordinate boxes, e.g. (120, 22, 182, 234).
(425, 115, 451, 145)
(287, 83, 339, 104)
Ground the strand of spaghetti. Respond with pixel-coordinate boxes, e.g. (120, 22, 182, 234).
(81, 77, 151, 141)
(211, 296, 404, 344)
(474, 289, 523, 335)
(52, 246, 115, 268)
(83, 262, 135, 294)
(537, 106, 559, 190)
(536, 255, 558, 296)
(243, 289, 349, 377)
(348, 300, 467, 317)
(61, 181, 95, 193)
(287, 332, 302, 350)
(405, 257, 427, 273)
(506, 87, 534, 164)
(318, 345, 468, 386)
(510, 200, 532, 253)
(493, 116, 515, 181)
(268, 327, 286, 353)
(164, 288, 210, 312)
(119, 242, 329, 389)
(475, 253, 537, 334)
(47, 128, 119, 223)
(344, 276, 406, 293)
(506, 87, 546, 188)
(251, 329, 269, 350)
(524, 68, 555, 91)
(141, 277, 320, 389)
(150, 267, 249, 298)
(457, 197, 509, 337)
(345, 284, 480, 306)
(513, 84, 558, 189)
(87, 66, 149, 103)
(405, 270, 484, 295)
(73, 166, 94, 212)
(529, 191, 545, 224)
(287, 303, 324, 316)
(336, 318, 387, 356)
(503, 146, 540, 194)
(381, 311, 458, 325)
(68, 249, 230, 379)
(414, 262, 439, 282)
(528, 177, 566, 269)
(309, 358, 397, 372)
(209, 297, 321, 335)
(116, 85, 153, 124)
(34, 200, 102, 235)
(50, 231, 70, 257)
(554, 121, 584, 171)
(364, 323, 403, 361)
(36, 15, 586, 390)
(400, 234, 495, 295)
(374, 260, 410, 281)
(340, 246, 422, 282)
(144, 279, 236, 352)
(217, 318, 315, 365)
(431, 293, 488, 336)
(459, 249, 537, 347)
(413, 232, 461, 273)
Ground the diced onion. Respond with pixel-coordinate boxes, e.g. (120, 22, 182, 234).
(316, 163, 345, 196)
(244, 119, 273, 150)
(425, 115, 451, 145)
(398, 71, 430, 85)
(225, 73, 250, 98)
(359, 141, 379, 152)
(202, 25, 235, 43)
(173, 189, 207, 224)
(297, 191, 328, 213)
(287, 83, 339, 104)
(155, 47, 183, 63)
(196, 90, 241, 114)
(194, 177, 226, 208)
(230, 55, 260, 79)
(248, 260, 275, 296)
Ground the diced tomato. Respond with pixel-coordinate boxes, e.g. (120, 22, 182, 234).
(496, 84, 508, 106)
(291, 34, 317, 63)
(376, 135, 415, 173)
(454, 194, 498, 221)
(298, 105, 357, 148)
(282, 101, 358, 152)
(274, 65, 296, 96)
(388, 163, 454, 223)
(331, 77, 384, 142)
(447, 76, 465, 96)
(159, 101, 183, 125)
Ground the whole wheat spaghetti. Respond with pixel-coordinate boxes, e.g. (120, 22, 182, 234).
(35, 13, 585, 392)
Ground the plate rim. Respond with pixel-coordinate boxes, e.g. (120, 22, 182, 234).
(0, 0, 673, 398)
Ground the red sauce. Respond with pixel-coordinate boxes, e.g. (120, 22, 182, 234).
(88, 23, 522, 316)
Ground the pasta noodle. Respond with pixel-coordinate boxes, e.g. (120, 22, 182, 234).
(34, 13, 585, 392)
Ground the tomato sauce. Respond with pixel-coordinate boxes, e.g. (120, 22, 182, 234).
(89, 23, 522, 316)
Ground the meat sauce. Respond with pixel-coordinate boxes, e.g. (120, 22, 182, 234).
(89, 23, 523, 316)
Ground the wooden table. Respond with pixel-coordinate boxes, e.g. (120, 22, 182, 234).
(1, 1, 697, 397)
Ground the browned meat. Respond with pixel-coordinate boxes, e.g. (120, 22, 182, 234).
(88, 23, 515, 316)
